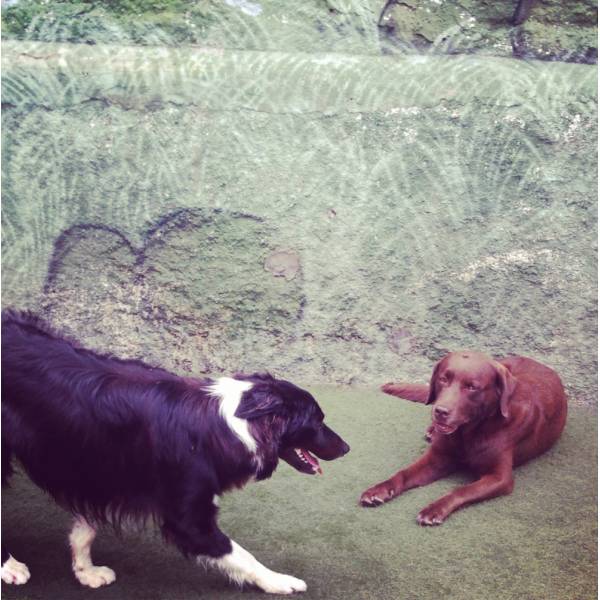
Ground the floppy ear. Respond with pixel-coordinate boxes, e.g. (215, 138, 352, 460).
(426, 360, 443, 405)
(235, 387, 283, 420)
(495, 363, 517, 419)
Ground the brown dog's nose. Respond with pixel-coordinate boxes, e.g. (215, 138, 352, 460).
(434, 406, 450, 421)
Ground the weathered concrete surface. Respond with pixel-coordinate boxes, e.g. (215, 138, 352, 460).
(1, 0, 597, 63)
(381, 0, 597, 63)
(1, 41, 597, 403)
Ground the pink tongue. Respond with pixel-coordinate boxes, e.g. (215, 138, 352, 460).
(302, 450, 322, 474)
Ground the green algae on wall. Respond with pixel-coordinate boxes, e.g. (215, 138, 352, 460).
(382, 0, 597, 63)
(2, 41, 597, 404)
(1, 0, 597, 62)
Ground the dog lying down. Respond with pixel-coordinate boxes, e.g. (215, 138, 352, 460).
(360, 351, 567, 524)
(1, 310, 350, 594)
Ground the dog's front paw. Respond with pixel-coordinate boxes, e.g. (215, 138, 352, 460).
(417, 499, 451, 526)
(74, 565, 116, 588)
(1, 556, 31, 585)
(359, 481, 397, 507)
(257, 571, 307, 594)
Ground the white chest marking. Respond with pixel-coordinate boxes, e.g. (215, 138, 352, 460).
(209, 377, 256, 453)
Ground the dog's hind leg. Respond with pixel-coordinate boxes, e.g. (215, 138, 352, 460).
(0, 442, 31, 585)
(380, 382, 429, 402)
(69, 517, 116, 588)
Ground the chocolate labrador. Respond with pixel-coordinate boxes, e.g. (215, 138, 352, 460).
(360, 352, 567, 525)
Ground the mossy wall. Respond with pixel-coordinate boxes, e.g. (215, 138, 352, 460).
(1, 1, 597, 403)
(2, 0, 597, 62)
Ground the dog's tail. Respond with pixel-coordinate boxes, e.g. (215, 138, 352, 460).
(380, 382, 429, 403)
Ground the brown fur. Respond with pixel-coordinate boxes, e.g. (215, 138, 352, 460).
(361, 352, 567, 525)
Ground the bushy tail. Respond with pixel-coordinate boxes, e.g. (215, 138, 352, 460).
(380, 383, 429, 403)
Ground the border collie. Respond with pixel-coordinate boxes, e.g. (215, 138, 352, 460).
(1, 310, 349, 594)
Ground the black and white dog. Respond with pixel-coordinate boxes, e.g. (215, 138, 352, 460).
(1, 310, 349, 594)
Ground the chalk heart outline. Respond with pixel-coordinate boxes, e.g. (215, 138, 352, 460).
(42, 208, 305, 370)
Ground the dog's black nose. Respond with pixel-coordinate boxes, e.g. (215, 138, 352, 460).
(341, 442, 350, 455)
(434, 406, 449, 420)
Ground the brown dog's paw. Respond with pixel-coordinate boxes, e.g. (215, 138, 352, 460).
(359, 481, 396, 507)
(416, 499, 451, 526)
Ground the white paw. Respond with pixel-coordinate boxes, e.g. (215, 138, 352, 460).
(74, 565, 116, 588)
(258, 570, 307, 594)
(1, 555, 31, 585)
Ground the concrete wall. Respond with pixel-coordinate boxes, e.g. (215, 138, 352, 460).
(2, 37, 597, 403)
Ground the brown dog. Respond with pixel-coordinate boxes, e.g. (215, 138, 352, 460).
(360, 352, 567, 525)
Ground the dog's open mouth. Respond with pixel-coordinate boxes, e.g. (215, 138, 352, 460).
(433, 422, 458, 435)
(294, 448, 322, 474)
(280, 447, 323, 475)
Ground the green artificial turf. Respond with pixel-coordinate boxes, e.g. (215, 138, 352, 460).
(1, 386, 597, 600)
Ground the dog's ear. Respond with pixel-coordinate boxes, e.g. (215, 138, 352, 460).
(494, 362, 518, 419)
(426, 359, 443, 405)
(235, 387, 283, 420)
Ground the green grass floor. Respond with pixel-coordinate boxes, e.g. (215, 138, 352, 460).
(2, 386, 597, 600)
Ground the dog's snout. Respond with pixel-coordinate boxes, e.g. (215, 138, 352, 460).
(341, 442, 350, 455)
(434, 406, 450, 420)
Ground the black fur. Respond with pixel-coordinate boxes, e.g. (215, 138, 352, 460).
(1, 310, 349, 573)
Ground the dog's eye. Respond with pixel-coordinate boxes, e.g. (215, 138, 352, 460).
(438, 376, 449, 385)
(466, 383, 479, 391)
